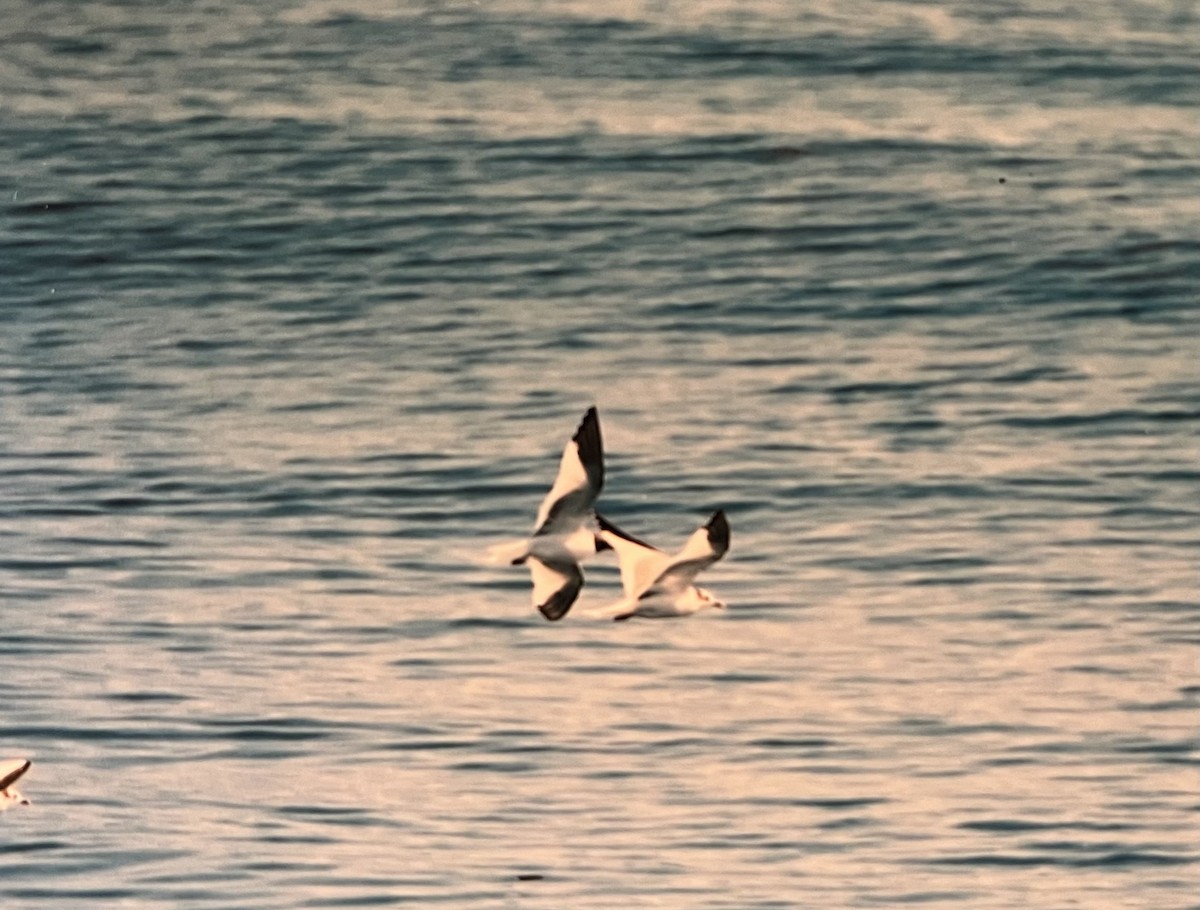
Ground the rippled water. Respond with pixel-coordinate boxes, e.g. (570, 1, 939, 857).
(1, 1, 1197, 907)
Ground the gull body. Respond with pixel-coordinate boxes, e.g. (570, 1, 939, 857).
(592, 510, 730, 621)
(0, 759, 31, 811)
(486, 407, 608, 620)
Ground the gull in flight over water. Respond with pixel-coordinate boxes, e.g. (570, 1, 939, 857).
(486, 407, 609, 621)
(0, 759, 31, 811)
(590, 510, 730, 621)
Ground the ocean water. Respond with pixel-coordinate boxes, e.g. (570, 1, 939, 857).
(1, 1, 1197, 907)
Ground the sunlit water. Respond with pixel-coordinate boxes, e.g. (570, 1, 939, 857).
(1, 1, 1197, 908)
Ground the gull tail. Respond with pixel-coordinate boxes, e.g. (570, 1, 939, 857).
(482, 539, 530, 566)
(580, 598, 637, 621)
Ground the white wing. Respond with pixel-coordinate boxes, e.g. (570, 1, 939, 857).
(532, 407, 604, 535)
(596, 514, 673, 599)
(651, 510, 730, 592)
(527, 555, 584, 621)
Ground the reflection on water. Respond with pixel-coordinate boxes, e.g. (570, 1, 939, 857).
(1, 0, 1197, 907)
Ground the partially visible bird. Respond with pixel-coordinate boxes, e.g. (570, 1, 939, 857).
(0, 758, 31, 811)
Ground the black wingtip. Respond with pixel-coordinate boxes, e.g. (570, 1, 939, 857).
(595, 512, 655, 550)
(595, 512, 620, 535)
(573, 407, 604, 492)
(538, 587, 575, 621)
(0, 759, 31, 791)
(705, 510, 730, 556)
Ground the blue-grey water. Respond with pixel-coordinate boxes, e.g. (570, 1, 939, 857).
(1, 1, 1197, 907)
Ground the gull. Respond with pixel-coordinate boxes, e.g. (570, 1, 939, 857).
(0, 759, 31, 811)
(590, 510, 730, 621)
(485, 407, 609, 621)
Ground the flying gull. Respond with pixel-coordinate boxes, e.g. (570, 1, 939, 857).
(590, 510, 730, 620)
(486, 407, 609, 620)
(0, 758, 31, 811)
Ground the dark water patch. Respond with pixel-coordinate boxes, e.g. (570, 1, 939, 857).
(871, 416, 947, 434)
(3, 846, 189, 877)
(95, 495, 156, 511)
(3, 722, 280, 743)
(208, 746, 309, 761)
(46, 35, 111, 56)
(486, 727, 546, 740)
(443, 616, 529, 631)
(484, 742, 560, 757)
(978, 756, 1039, 768)
(0, 557, 126, 571)
(751, 796, 889, 810)
(1140, 600, 1200, 616)
(104, 690, 192, 704)
(818, 552, 993, 577)
(975, 609, 1039, 622)
(196, 717, 336, 742)
(0, 840, 69, 856)
(890, 719, 1048, 739)
(381, 738, 476, 753)
(958, 819, 1138, 833)
(0, 633, 93, 654)
(1059, 586, 1126, 600)
(237, 859, 336, 873)
(449, 759, 540, 773)
(567, 662, 655, 675)
(276, 805, 373, 818)
(903, 575, 987, 588)
(862, 890, 974, 904)
(637, 736, 716, 754)
(49, 535, 166, 550)
(677, 671, 783, 684)
(298, 895, 427, 908)
(1062, 664, 1130, 677)
(254, 832, 339, 845)
(582, 768, 641, 780)
(174, 336, 253, 353)
(612, 721, 687, 734)
(920, 850, 1196, 868)
(1110, 737, 1196, 758)
(817, 816, 877, 832)
(8, 197, 117, 217)
(2, 888, 140, 901)
(990, 407, 1200, 431)
(0, 448, 97, 463)
(749, 737, 836, 749)
(271, 398, 360, 414)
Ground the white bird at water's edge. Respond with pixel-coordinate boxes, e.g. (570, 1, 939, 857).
(484, 407, 609, 621)
(0, 758, 32, 811)
(588, 510, 730, 621)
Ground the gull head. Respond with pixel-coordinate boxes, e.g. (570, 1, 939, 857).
(1, 788, 29, 810)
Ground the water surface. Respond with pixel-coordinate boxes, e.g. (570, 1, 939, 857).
(1, 1, 1197, 908)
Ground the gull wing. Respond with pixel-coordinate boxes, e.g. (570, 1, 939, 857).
(527, 555, 584, 621)
(532, 407, 604, 536)
(0, 759, 30, 791)
(596, 513, 673, 599)
(651, 510, 730, 591)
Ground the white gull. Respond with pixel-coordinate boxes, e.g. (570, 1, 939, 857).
(589, 510, 730, 621)
(486, 407, 609, 620)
